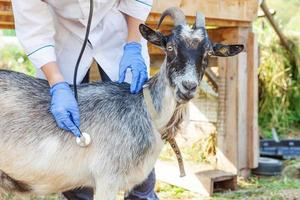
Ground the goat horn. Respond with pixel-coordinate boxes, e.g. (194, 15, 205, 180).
(194, 11, 206, 28)
(157, 7, 186, 29)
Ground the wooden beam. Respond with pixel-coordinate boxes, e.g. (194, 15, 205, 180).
(247, 32, 259, 169)
(237, 52, 248, 171)
(156, 160, 237, 197)
(217, 56, 239, 174)
(146, 13, 252, 28)
(0, 24, 13, 29)
(1, 0, 257, 30)
(0, 21, 14, 29)
(151, 0, 259, 22)
(0, 11, 12, 16)
(260, 0, 291, 52)
(207, 28, 249, 45)
(205, 68, 219, 90)
(0, 0, 14, 29)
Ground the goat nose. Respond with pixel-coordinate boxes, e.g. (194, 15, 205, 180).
(182, 81, 197, 92)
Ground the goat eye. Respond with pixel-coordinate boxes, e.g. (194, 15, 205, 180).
(167, 46, 173, 51)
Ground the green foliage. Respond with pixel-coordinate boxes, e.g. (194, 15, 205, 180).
(0, 44, 35, 76)
(254, 15, 300, 137)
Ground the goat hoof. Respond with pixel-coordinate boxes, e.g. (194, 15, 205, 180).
(76, 132, 91, 147)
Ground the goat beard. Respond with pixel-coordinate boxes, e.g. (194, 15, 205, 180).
(160, 103, 188, 141)
(160, 103, 188, 177)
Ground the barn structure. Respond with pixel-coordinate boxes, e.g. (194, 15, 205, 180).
(0, 0, 259, 197)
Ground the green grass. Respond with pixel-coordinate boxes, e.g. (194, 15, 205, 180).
(213, 176, 300, 200)
(156, 182, 201, 200)
(2, 30, 16, 37)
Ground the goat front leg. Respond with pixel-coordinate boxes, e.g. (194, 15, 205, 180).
(94, 180, 119, 200)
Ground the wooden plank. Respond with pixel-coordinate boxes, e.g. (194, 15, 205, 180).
(0, 0, 257, 29)
(237, 52, 248, 170)
(148, 44, 164, 56)
(207, 27, 249, 45)
(151, 0, 259, 22)
(0, 24, 13, 29)
(205, 68, 219, 90)
(216, 27, 255, 175)
(0, 21, 13, 25)
(217, 56, 239, 174)
(155, 160, 213, 196)
(146, 13, 252, 28)
(0, 0, 14, 29)
(0, 1, 12, 12)
(0, 11, 12, 16)
(156, 160, 237, 197)
(247, 32, 259, 169)
(89, 60, 101, 82)
(196, 170, 237, 196)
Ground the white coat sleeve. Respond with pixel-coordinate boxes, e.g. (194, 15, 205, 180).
(11, 0, 56, 69)
(117, 0, 153, 21)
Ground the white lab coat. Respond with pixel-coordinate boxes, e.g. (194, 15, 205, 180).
(11, 0, 152, 84)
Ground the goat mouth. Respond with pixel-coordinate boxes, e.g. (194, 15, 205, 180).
(176, 90, 194, 102)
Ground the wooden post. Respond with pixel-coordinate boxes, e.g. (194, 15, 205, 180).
(214, 27, 258, 175)
(237, 52, 248, 171)
(247, 32, 259, 169)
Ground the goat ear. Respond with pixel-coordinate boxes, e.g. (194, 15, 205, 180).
(211, 43, 244, 57)
(139, 24, 166, 48)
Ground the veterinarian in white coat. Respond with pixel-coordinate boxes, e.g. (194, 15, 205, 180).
(12, 0, 150, 83)
(11, 0, 157, 200)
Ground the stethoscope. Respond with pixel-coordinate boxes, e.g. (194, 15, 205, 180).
(73, 0, 94, 147)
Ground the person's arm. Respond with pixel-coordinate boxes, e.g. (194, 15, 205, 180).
(41, 62, 65, 86)
(11, 0, 80, 137)
(11, 0, 65, 86)
(125, 15, 143, 43)
(118, 0, 153, 42)
(11, 0, 56, 76)
(117, 0, 153, 93)
(117, 0, 153, 22)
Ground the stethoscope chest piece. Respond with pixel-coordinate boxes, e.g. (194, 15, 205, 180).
(76, 132, 91, 147)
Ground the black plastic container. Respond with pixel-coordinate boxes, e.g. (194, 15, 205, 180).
(260, 139, 300, 159)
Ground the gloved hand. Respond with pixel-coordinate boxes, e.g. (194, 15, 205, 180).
(118, 42, 148, 93)
(50, 82, 81, 137)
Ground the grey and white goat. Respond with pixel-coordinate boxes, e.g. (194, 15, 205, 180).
(0, 7, 243, 200)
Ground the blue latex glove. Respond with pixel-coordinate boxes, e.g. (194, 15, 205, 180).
(50, 82, 81, 137)
(118, 42, 148, 93)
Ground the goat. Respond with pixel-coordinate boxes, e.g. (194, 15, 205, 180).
(0, 7, 243, 200)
